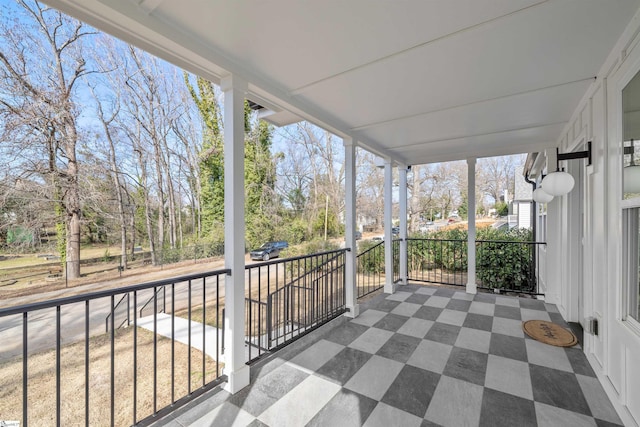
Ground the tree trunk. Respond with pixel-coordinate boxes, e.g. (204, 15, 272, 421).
(64, 136, 81, 279)
(95, 92, 128, 270)
(410, 165, 421, 233)
(136, 147, 156, 265)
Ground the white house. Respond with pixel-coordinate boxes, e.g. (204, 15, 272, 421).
(18, 1, 640, 424)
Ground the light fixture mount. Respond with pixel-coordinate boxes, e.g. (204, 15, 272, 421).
(556, 141, 592, 170)
(540, 142, 592, 197)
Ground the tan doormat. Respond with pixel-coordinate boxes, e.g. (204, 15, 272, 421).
(522, 320, 578, 347)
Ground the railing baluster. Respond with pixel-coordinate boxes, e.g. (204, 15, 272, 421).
(247, 267, 252, 361)
(171, 283, 175, 404)
(110, 295, 115, 427)
(22, 312, 28, 427)
(133, 291, 137, 425)
(153, 287, 157, 414)
(85, 300, 89, 427)
(187, 280, 191, 394)
(56, 305, 61, 427)
(202, 277, 206, 387)
(216, 276, 220, 378)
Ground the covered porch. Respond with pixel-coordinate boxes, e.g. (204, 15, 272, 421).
(153, 283, 622, 427)
(10, 0, 640, 425)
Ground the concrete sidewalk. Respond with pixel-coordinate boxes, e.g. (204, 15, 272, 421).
(138, 313, 226, 361)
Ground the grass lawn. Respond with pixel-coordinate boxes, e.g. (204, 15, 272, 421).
(0, 245, 127, 270)
(0, 327, 220, 426)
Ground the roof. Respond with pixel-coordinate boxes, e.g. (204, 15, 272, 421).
(44, 0, 640, 165)
(514, 166, 533, 201)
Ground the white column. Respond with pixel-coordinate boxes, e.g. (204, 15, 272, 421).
(344, 137, 359, 317)
(399, 165, 408, 285)
(384, 159, 396, 294)
(221, 74, 250, 393)
(467, 158, 477, 294)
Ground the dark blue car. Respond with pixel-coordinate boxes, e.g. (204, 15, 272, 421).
(249, 241, 288, 261)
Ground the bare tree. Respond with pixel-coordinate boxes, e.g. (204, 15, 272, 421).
(0, 0, 96, 278)
(90, 85, 129, 268)
(477, 155, 524, 205)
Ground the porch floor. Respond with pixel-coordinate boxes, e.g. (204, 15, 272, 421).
(154, 283, 623, 427)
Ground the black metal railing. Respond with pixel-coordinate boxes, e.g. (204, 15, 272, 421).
(407, 238, 468, 286)
(245, 249, 347, 363)
(405, 238, 545, 293)
(139, 285, 166, 318)
(355, 241, 385, 298)
(476, 239, 545, 294)
(393, 239, 401, 284)
(0, 269, 228, 427)
(104, 293, 130, 333)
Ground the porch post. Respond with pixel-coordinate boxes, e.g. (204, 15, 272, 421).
(399, 165, 408, 285)
(344, 137, 359, 317)
(384, 159, 396, 293)
(466, 157, 477, 294)
(221, 74, 250, 393)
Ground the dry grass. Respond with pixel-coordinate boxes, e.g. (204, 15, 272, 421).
(0, 327, 221, 427)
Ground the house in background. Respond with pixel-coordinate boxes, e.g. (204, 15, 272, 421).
(512, 166, 534, 230)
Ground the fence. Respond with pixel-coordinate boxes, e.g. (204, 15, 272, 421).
(406, 237, 544, 293)
(393, 239, 401, 283)
(245, 249, 347, 363)
(0, 243, 224, 290)
(355, 241, 385, 298)
(476, 239, 544, 293)
(0, 269, 228, 427)
(406, 238, 468, 286)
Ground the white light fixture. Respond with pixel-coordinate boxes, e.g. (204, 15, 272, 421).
(532, 187, 554, 203)
(540, 142, 592, 197)
(541, 171, 574, 196)
(624, 140, 640, 193)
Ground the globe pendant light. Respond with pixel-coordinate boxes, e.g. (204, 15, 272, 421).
(541, 170, 575, 196)
(532, 187, 554, 203)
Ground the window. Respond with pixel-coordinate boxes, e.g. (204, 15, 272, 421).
(623, 208, 640, 321)
(622, 69, 640, 323)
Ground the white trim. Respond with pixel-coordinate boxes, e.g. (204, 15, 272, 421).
(587, 352, 639, 427)
(384, 160, 395, 294)
(222, 75, 250, 393)
(399, 166, 408, 285)
(466, 158, 477, 295)
(344, 137, 359, 317)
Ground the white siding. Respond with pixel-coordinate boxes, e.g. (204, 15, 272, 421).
(536, 8, 640, 425)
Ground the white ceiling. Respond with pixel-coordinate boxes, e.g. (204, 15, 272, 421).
(45, 0, 640, 165)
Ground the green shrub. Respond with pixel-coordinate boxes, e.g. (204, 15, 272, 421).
(476, 227, 533, 290)
(356, 239, 385, 274)
(281, 218, 308, 245)
(280, 239, 342, 277)
(407, 227, 535, 290)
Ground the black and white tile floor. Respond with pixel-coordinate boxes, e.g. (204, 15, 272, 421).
(156, 284, 623, 427)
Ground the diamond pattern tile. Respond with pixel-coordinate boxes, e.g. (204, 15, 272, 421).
(158, 284, 624, 427)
